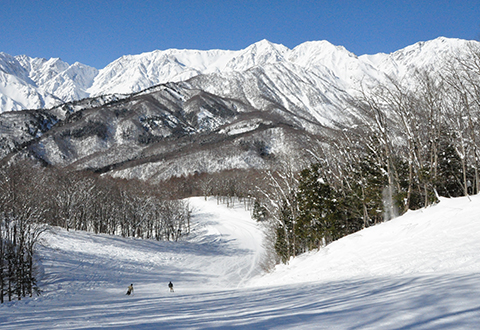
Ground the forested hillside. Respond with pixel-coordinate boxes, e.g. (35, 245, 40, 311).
(253, 41, 480, 264)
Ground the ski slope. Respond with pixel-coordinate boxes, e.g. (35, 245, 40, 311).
(1, 196, 480, 329)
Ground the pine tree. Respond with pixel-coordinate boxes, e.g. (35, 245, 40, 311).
(296, 164, 341, 251)
(436, 141, 465, 197)
(252, 200, 268, 222)
(274, 199, 296, 263)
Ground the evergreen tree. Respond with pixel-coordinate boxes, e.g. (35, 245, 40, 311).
(252, 200, 268, 222)
(296, 164, 341, 251)
(274, 199, 295, 263)
(436, 141, 465, 197)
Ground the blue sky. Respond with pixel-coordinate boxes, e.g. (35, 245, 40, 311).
(1, 0, 479, 69)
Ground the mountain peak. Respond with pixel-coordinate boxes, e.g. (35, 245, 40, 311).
(245, 39, 290, 55)
(0, 37, 477, 113)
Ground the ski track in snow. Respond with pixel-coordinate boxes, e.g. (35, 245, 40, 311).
(1, 196, 480, 329)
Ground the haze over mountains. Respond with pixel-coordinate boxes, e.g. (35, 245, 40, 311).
(0, 37, 476, 181)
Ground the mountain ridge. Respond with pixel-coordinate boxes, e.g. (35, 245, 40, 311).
(1, 37, 474, 114)
(1, 37, 478, 182)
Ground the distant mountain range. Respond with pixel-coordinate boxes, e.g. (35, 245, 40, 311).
(1, 37, 469, 114)
(0, 37, 476, 181)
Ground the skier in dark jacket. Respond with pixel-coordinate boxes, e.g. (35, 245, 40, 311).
(126, 283, 134, 295)
(168, 281, 174, 292)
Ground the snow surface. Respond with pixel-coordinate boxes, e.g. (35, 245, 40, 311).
(2, 195, 480, 329)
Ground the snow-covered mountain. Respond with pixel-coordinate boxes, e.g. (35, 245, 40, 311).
(0, 81, 321, 180)
(0, 37, 477, 180)
(2, 195, 480, 329)
(87, 40, 292, 96)
(0, 53, 98, 111)
(360, 37, 468, 79)
(1, 37, 474, 114)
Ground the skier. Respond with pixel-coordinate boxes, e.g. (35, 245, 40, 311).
(168, 281, 174, 292)
(126, 283, 134, 296)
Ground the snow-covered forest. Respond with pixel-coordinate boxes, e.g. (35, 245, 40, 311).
(0, 163, 192, 302)
(251, 41, 480, 265)
(1, 37, 480, 327)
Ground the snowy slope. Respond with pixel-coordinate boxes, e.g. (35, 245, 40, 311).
(250, 194, 480, 286)
(2, 195, 480, 329)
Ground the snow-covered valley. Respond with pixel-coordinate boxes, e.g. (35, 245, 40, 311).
(1, 195, 480, 329)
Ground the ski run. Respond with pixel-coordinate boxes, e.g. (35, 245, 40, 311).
(1, 195, 480, 329)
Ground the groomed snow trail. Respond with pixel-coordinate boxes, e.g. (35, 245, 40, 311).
(0, 197, 266, 329)
(2, 195, 480, 329)
(39, 197, 265, 296)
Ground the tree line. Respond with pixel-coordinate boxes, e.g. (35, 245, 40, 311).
(0, 161, 191, 302)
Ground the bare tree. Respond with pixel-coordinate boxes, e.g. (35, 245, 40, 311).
(442, 42, 480, 195)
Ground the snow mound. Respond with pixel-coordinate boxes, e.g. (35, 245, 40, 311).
(250, 194, 480, 287)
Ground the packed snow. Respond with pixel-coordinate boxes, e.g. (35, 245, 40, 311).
(1, 195, 480, 329)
